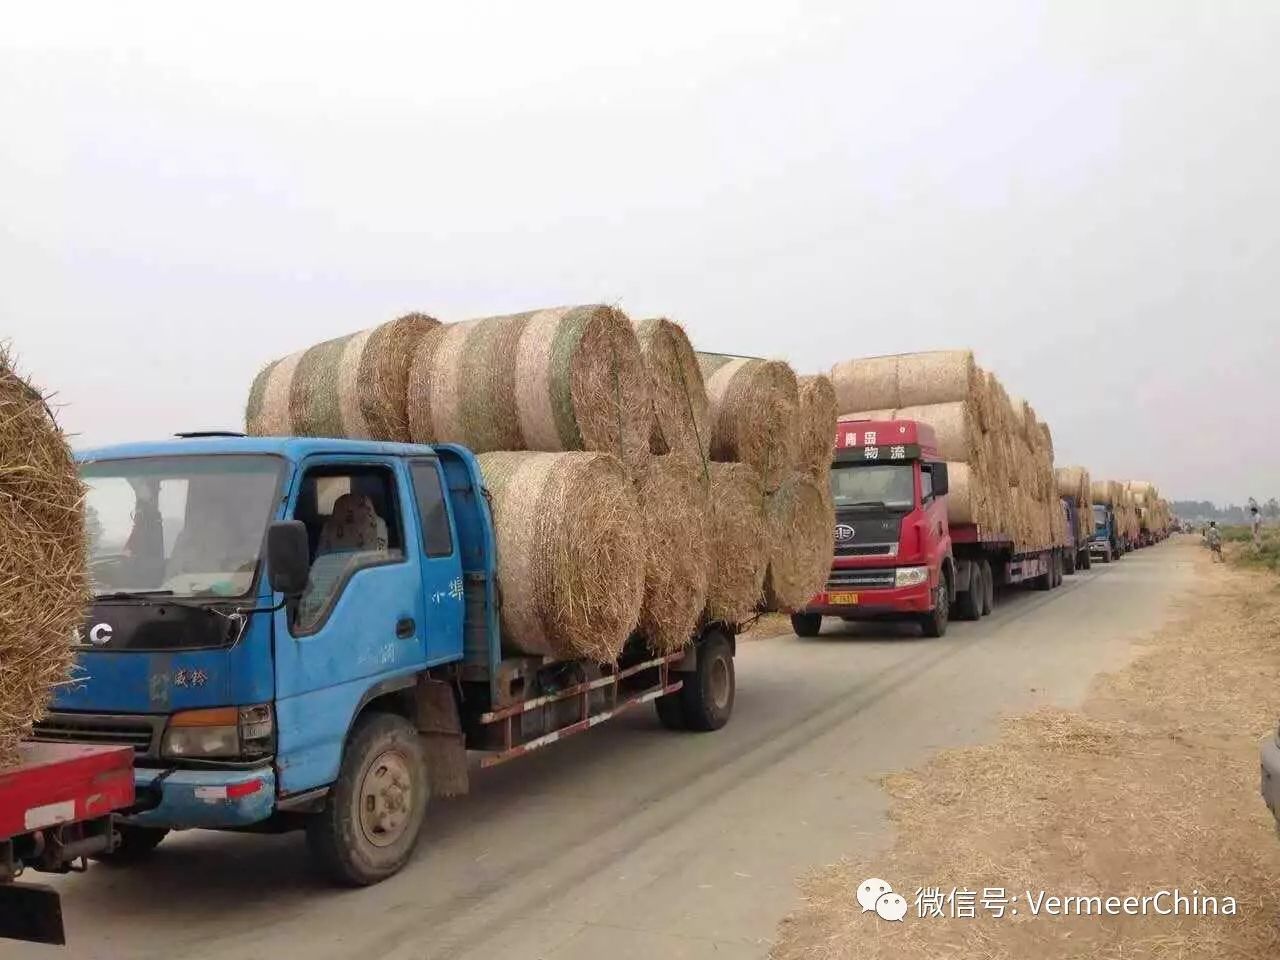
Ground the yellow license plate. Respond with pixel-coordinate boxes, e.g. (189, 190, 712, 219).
(829, 591, 859, 605)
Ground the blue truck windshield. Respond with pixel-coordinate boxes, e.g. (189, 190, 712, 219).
(81, 455, 285, 599)
(829, 463, 915, 510)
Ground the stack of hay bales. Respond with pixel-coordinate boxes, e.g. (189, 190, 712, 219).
(1091, 479, 1139, 543)
(830, 351, 1059, 552)
(1055, 466, 1094, 543)
(1, 351, 88, 766)
(246, 307, 835, 657)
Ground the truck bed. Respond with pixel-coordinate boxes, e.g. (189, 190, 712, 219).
(0, 742, 134, 841)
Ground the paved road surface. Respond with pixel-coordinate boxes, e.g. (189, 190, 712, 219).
(12, 543, 1193, 960)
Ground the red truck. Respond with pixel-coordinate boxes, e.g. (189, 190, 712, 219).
(792, 417, 1068, 639)
(1, 741, 135, 945)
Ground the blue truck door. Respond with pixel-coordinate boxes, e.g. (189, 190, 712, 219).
(406, 458, 465, 664)
(271, 455, 428, 795)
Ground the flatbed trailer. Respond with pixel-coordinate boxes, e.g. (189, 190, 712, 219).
(1, 741, 135, 944)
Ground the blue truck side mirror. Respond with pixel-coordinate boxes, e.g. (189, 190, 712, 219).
(267, 520, 310, 597)
(931, 462, 949, 498)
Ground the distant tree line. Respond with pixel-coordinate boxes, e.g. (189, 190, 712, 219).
(1172, 498, 1279, 523)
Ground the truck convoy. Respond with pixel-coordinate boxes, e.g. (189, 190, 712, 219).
(793, 418, 1074, 639)
(27, 435, 736, 889)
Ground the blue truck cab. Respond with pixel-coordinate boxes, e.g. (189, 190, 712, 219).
(1089, 503, 1121, 563)
(36, 435, 735, 885)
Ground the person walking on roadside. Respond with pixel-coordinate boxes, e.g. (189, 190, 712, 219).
(1206, 520, 1223, 562)
(1251, 503, 1263, 551)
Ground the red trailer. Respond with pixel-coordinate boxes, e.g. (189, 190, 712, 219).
(1, 741, 135, 944)
(793, 417, 1070, 639)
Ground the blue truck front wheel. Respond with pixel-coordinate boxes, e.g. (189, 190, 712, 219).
(306, 711, 429, 886)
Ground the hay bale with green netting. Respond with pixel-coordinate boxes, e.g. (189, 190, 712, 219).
(703, 462, 768, 624)
(409, 305, 651, 471)
(634, 455, 709, 653)
(246, 313, 438, 441)
(1, 350, 88, 766)
(697, 353, 798, 492)
(762, 471, 835, 612)
(795, 374, 837, 475)
(634, 318, 710, 463)
(477, 451, 644, 662)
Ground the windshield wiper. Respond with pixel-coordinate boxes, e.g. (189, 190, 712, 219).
(845, 500, 888, 509)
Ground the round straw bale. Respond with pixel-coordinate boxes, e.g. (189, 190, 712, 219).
(634, 455, 709, 654)
(891, 401, 980, 463)
(697, 354, 798, 491)
(246, 313, 438, 441)
(895, 350, 979, 409)
(477, 451, 644, 662)
(0, 351, 88, 765)
(830, 354, 900, 412)
(762, 471, 835, 612)
(409, 306, 651, 471)
(703, 462, 768, 624)
(944, 461, 980, 525)
(795, 374, 837, 475)
(633, 318, 710, 463)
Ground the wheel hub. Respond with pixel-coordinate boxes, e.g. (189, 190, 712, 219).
(709, 657, 730, 710)
(357, 749, 413, 848)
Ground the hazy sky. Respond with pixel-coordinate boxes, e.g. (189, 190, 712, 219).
(3, 2, 1276, 503)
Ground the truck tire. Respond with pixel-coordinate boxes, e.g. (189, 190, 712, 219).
(1063, 548, 1077, 576)
(979, 560, 994, 616)
(306, 711, 429, 887)
(954, 577, 981, 621)
(679, 629, 736, 731)
(91, 824, 169, 865)
(790, 613, 822, 637)
(1032, 560, 1052, 591)
(920, 582, 949, 638)
(1080, 549, 1092, 571)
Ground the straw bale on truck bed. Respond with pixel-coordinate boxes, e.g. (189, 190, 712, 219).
(702, 462, 768, 624)
(409, 305, 652, 471)
(697, 353, 799, 492)
(0, 351, 88, 765)
(1055, 465, 1094, 542)
(476, 451, 644, 662)
(633, 455, 709, 654)
(794, 374, 838, 476)
(246, 313, 438, 441)
(633, 318, 710, 465)
(763, 471, 835, 612)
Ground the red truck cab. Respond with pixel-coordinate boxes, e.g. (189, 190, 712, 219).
(794, 418, 956, 638)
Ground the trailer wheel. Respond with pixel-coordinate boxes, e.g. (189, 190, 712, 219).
(1080, 549, 1092, 571)
(665, 629, 735, 732)
(790, 613, 822, 637)
(306, 711, 429, 887)
(1063, 547, 1077, 576)
(91, 824, 169, 865)
(654, 691, 687, 730)
(979, 560, 994, 616)
(920, 583, 949, 638)
(953, 577, 981, 621)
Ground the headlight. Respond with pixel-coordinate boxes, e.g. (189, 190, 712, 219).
(162, 704, 274, 759)
(894, 566, 929, 588)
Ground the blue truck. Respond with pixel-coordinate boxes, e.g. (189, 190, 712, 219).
(1089, 503, 1123, 563)
(33, 434, 736, 885)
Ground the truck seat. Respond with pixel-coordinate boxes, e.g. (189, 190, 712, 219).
(297, 494, 391, 626)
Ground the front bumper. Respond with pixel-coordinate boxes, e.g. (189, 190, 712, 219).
(1261, 736, 1280, 828)
(128, 766, 276, 829)
(804, 582, 932, 618)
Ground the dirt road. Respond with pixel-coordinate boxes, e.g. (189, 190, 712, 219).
(13, 544, 1192, 960)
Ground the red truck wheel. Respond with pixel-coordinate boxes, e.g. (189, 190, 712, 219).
(919, 583, 949, 638)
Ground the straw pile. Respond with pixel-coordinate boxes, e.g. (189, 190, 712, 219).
(633, 455, 709, 653)
(833, 352, 1061, 551)
(246, 313, 438, 441)
(408, 305, 652, 471)
(1055, 465, 1094, 542)
(1, 351, 88, 766)
(794, 374, 838, 475)
(475, 451, 644, 662)
(703, 462, 768, 624)
(763, 472, 835, 611)
(634, 318, 710, 465)
(697, 353, 799, 492)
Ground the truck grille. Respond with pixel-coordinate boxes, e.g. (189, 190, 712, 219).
(32, 713, 162, 755)
(827, 568, 896, 589)
(835, 542, 897, 558)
